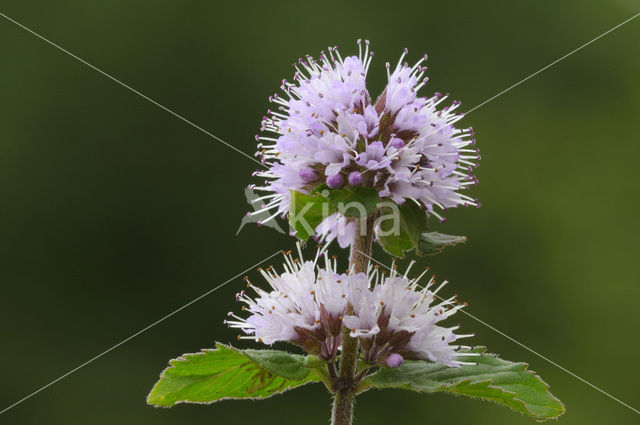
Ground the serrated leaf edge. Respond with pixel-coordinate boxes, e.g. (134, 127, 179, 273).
(146, 343, 319, 407)
(366, 348, 565, 421)
(464, 351, 566, 421)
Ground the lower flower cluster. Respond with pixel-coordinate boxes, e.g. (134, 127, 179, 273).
(225, 248, 477, 368)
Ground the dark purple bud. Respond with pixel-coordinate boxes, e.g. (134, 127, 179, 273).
(348, 171, 363, 186)
(389, 137, 404, 149)
(385, 353, 404, 368)
(299, 167, 319, 183)
(326, 174, 345, 189)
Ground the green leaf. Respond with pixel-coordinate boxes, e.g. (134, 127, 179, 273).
(289, 186, 380, 240)
(309, 183, 329, 195)
(364, 347, 565, 421)
(303, 354, 327, 370)
(377, 202, 428, 258)
(147, 344, 322, 407)
(289, 189, 336, 240)
(417, 231, 467, 256)
(243, 348, 312, 380)
(326, 186, 380, 217)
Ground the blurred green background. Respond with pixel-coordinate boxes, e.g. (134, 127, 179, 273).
(1, 1, 639, 424)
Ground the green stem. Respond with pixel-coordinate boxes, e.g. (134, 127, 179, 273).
(331, 215, 375, 425)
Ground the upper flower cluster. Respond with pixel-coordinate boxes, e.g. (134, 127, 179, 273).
(248, 40, 479, 245)
(225, 249, 476, 368)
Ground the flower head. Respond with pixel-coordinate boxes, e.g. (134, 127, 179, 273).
(225, 248, 477, 367)
(248, 41, 479, 245)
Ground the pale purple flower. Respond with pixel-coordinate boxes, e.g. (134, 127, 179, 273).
(315, 213, 356, 248)
(249, 40, 479, 245)
(341, 262, 477, 367)
(356, 141, 391, 170)
(226, 249, 477, 367)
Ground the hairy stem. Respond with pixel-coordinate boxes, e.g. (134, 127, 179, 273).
(350, 214, 375, 274)
(331, 215, 375, 425)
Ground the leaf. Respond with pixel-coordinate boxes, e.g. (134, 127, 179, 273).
(243, 348, 310, 380)
(303, 355, 327, 370)
(364, 347, 565, 421)
(417, 231, 467, 256)
(376, 202, 428, 258)
(326, 186, 380, 217)
(289, 189, 336, 240)
(289, 186, 380, 240)
(309, 183, 329, 195)
(147, 344, 322, 407)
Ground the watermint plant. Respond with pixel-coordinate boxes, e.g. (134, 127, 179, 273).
(247, 39, 479, 250)
(226, 250, 477, 367)
(147, 41, 565, 425)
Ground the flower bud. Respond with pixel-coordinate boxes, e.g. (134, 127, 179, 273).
(299, 167, 319, 183)
(326, 173, 345, 189)
(385, 353, 404, 368)
(348, 171, 363, 186)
